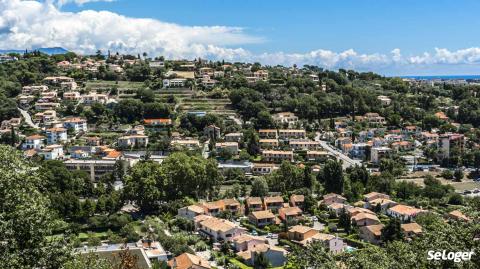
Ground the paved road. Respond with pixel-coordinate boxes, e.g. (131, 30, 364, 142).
(18, 107, 39, 129)
(315, 132, 362, 169)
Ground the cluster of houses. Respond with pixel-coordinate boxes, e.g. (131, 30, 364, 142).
(332, 111, 465, 165)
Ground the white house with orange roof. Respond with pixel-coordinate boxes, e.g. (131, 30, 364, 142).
(386, 204, 425, 222)
(178, 204, 206, 220)
(195, 216, 246, 242)
(232, 234, 268, 252)
(63, 117, 87, 133)
(23, 134, 45, 150)
(46, 127, 67, 144)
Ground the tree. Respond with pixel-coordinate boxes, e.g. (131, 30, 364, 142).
(0, 146, 70, 268)
(251, 177, 269, 197)
(454, 169, 464, 181)
(381, 218, 403, 243)
(338, 208, 351, 234)
(123, 161, 165, 213)
(319, 160, 344, 194)
(62, 254, 112, 269)
(286, 242, 337, 269)
(253, 252, 271, 269)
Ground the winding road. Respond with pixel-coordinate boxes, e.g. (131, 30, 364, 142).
(18, 107, 39, 129)
(315, 132, 362, 169)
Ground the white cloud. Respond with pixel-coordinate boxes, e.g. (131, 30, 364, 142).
(55, 0, 116, 7)
(2, 0, 480, 75)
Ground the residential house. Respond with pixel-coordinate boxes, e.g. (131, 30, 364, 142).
(279, 206, 302, 222)
(306, 150, 330, 162)
(386, 204, 425, 222)
(64, 159, 117, 180)
(232, 234, 267, 252)
(204, 125, 221, 139)
(118, 135, 149, 148)
(322, 193, 347, 206)
(272, 112, 298, 127)
(364, 192, 390, 202)
(46, 127, 67, 144)
(351, 212, 381, 227)
(35, 102, 60, 111)
(168, 253, 211, 269)
(224, 133, 243, 142)
(259, 139, 279, 148)
(144, 118, 172, 127)
(401, 223, 423, 238)
(278, 129, 306, 140)
(263, 196, 284, 213)
(40, 144, 64, 160)
(288, 225, 344, 253)
(222, 198, 241, 215)
(365, 198, 397, 213)
(262, 150, 294, 162)
(327, 203, 352, 217)
(439, 133, 465, 159)
(377, 95, 391, 106)
(252, 163, 279, 175)
(249, 210, 276, 227)
(359, 224, 384, 245)
(171, 139, 200, 150)
(370, 147, 391, 164)
(195, 216, 245, 242)
(63, 91, 81, 101)
(258, 129, 278, 139)
(289, 140, 320, 150)
(63, 117, 87, 133)
(246, 197, 264, 212)
(237, 244, 287, 268)
(215, 142, 239, 155)
(290, 194, 304, 209)
(200, 202, 223, 216)
(22, 134, 45, 150)
(178, 205, 206, 220)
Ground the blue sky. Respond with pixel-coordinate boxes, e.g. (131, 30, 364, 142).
(61, 0, 480, 55)
(2, 0, 480, 75)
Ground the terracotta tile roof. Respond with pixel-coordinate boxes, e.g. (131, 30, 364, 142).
(289, 225, 315, 234)
(250, 210, 275, 220)
(186, 205, 205, 214)
(290, 194, 304, 202)
(246, 197, 263, 205)
(199, 217, 239, 233)
(264, 196, 283, 203)
(233, 234, 266, 244)
(448, 210, 471, 221)
(401, 222, 423, 234)
(352, 212, 380, 223)
(362, 224, 384, 236)
(389, 204, 424, 216)
(279, 206, 302, 216)
(168, 253, 211, 269)
(26, 134, 45, 140)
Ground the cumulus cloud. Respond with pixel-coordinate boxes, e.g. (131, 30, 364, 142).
(55, 0, 116, 7)
(2, 0, 480, 74)
(0, 0, 261, 59)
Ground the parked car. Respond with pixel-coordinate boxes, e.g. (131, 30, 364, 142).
(251, 230, 258, 236)
(271, 234, 278, 239)
(267, 233, 273, 238)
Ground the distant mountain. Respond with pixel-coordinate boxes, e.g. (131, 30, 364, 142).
(0, 47, 69, 55)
